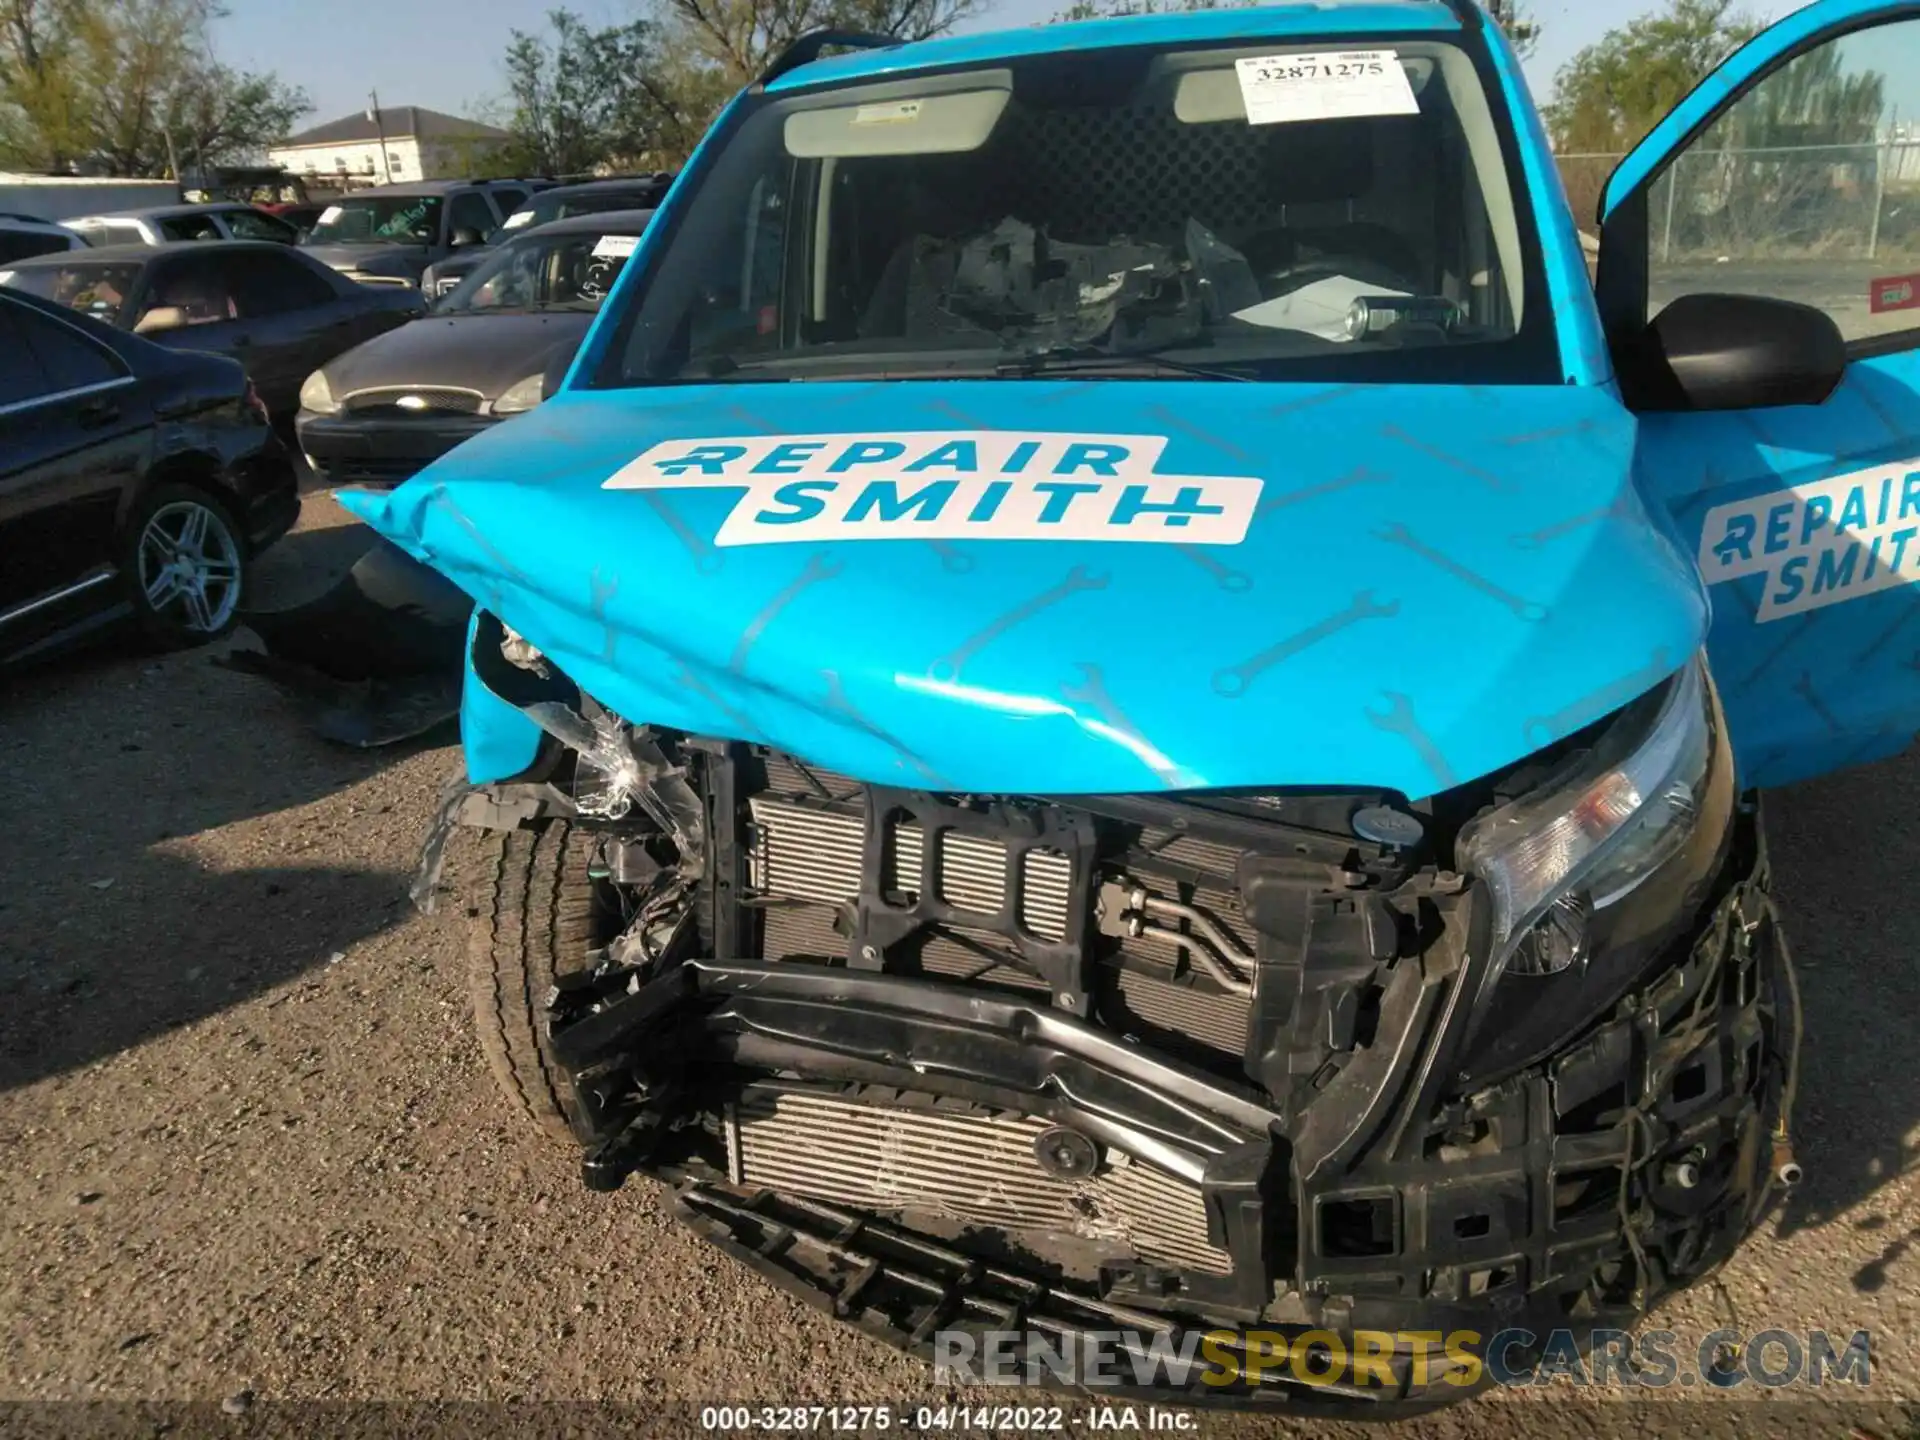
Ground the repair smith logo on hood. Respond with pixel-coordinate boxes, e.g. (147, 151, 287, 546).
(602, 431, 1265, 546)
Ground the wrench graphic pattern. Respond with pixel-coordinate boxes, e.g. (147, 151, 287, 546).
(1146, 404, 1254, 463)
(1365, 691, 1457, 791)
(821, 668, 948, 785)
(673, 663, 766, 740)
(1255, 465, 1389, 517)
(643, 490, 724, 575)
(1857, 592, 1920, 662)
(1213, 590, 1400, 697)
(1509, 485, 1642, 550)
(1381, 425, 1515, 492)
(1177, 543, 1252, 591)
(1376, 522, 1549, 621)
(730, 552, 846, 675)
(1736, 612, 1818, 693)
(591, 568, 620, 662)
(1791, 670, 1846, 736)
(1062, 662, 1185, 786)
(1523, 646, 1674, 747)
(1265, 384, 1361, 418)
(929, 565, 1110, 682)
(928, 539, 976, 574)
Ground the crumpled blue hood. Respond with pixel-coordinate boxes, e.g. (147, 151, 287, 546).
(339, 379, 1707, 800)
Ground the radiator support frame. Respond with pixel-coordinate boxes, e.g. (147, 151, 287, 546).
(853, 787, 1102, 1018)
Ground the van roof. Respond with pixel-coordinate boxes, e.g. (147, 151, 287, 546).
(765, 1, 1467, 94)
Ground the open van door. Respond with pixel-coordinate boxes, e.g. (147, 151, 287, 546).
(1599, 0, 1920, 788)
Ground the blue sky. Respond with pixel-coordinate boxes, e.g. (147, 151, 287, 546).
(216, 0, 1805, 134)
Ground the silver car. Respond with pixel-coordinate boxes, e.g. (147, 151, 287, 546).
(62, 203, 300, 248)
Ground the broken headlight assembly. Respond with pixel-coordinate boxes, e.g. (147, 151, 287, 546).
(1453, 655, 1735, 1078)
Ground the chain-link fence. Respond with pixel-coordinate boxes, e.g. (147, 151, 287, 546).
(1554, 139, 1920, 266)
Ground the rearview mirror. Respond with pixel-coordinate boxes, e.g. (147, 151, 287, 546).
(1621, 293, 1845, 412)
(133, 305, 188, 335)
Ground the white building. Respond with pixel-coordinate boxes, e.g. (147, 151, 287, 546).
(267, 106, 512, 187)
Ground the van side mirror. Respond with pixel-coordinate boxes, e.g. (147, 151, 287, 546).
(1620, 293, 1845, 412)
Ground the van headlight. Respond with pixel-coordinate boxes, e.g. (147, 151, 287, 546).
(1457, 655, 1724, 985)
(299, 369, 338, 415)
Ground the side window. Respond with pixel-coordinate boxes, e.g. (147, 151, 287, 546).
(139, 255, 238, 329)
(224, 251, 338, 316)
(623, 155, 790, 380)
(12, 304, 124, 390)
(160, 214, 223, 242)
(1646, 17, 1920, 345)
(492, 185, 528, 213)
(224, 210, 297, 243)
(0, 230, 72, 263)
(448, 191, 496, 238)
(0, 305, 48, 407)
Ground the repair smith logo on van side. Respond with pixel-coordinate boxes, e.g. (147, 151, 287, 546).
(602, 432, 1265, 546)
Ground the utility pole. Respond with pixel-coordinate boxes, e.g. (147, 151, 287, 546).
(368, 90, 392, 185)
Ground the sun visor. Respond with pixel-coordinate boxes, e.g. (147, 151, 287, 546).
(784, 87, 1012, 158)
(1172, 55, 1434, 124)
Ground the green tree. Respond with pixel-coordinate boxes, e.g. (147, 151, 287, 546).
(1050, 0, 1538, 57)
(0, 0, 307, 175)
(503, 10, 669, 175)
(1544, 0, 1763, 155)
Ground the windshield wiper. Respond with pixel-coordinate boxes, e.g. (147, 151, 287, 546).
(996, 345, 1256, 383)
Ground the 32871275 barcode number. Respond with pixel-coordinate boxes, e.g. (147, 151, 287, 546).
(1250, 58, 1386, 83)
(700, 1406, 896, 1432)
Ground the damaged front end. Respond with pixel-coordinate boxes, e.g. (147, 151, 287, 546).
(421, 612, 1800, 1413)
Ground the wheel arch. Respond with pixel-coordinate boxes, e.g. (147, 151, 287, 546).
(117, 444, 239, 543)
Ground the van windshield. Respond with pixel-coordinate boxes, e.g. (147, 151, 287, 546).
(601, 37, 1556, 386)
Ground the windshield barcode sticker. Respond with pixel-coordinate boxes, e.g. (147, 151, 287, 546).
(317, 205, 343, 225)
(592, 234, 639, 258)
(502, 211, 534, 229)
(1234, 50, 1419, 125)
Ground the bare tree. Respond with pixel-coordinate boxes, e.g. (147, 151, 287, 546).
(661, 0, 983, 84)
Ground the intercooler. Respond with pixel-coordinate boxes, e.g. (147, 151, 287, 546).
(726, 1090, 1232, 1275)
(744, 776, 1255, 1058)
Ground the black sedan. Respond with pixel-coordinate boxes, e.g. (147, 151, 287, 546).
(296, 209, 652, 489)
(0, 284, 299, 665)
(0, 241, 424, 418)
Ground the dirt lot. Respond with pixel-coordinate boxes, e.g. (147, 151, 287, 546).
(2, 497, 1917, 1439)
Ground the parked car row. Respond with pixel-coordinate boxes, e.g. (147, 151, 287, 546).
(0, 200, 658, 671)
(0, 241, 424, 418)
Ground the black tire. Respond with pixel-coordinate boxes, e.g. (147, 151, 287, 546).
(468, 823, 602, 1143)
(123, 481, 248, 649)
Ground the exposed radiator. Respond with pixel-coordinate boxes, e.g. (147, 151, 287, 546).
(747, 797, 1072, 941)
(729, 1090, 1232, 1275)
(748, 787, 1253, 1059)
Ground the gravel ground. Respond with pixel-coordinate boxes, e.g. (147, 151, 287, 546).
(1, 497, 1916, 1439)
